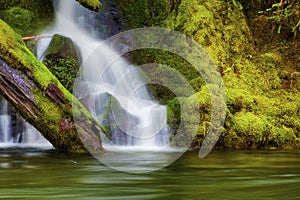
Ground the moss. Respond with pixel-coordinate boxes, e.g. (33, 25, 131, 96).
(166, 97, 181, 133)
(165, 0, 254, 67)
(76, 0, 102, 12)
(114, 0, 169, 28)
(232, 112, 268, 139)
(0, 0, 54, 36)
(115, 0, 300, 150)
(0, 7, 34, 34)
(0, 20, 105, 152)
(43, 34, 81, 92)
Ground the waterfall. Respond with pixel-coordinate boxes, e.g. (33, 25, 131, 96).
(0, 98, 11, 143)
(0, 96, 52, 148)
(37, 0, 170, 150)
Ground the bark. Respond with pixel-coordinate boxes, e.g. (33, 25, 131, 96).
(0, 20, 104, 153)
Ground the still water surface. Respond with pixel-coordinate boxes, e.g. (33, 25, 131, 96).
(0, 149, 299, 199)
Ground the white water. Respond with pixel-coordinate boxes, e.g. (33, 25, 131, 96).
(0, 97, 52, 149)
(37, 0, 169, 150)
(0, 99, 11, 143)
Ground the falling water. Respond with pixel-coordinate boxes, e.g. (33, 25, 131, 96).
(0, 96, 52, 148)
(0, 98, 11, 143)
(37, 0, 170, 150)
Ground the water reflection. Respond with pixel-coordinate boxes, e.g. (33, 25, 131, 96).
(97, 149, 184, 173)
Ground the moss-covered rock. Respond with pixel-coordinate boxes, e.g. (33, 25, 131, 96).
(43, 34, 81, 92)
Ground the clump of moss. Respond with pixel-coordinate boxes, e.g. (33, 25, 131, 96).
(76, 0, 102, 12)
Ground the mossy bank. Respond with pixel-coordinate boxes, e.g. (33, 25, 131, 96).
(115, 0, 300, 150)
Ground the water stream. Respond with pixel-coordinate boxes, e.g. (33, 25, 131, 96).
(37, 0, 170, 150)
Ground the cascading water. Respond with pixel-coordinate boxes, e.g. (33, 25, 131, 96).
(0, 97, 11, 143)
(0, 96, 52, 148)
(37, 0, 170, 150)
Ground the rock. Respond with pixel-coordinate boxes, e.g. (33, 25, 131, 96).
(43, 34, 81, 92)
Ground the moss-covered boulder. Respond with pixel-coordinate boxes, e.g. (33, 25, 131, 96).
(43, 34, 81, 92)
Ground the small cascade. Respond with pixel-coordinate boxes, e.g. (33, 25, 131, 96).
(0, 98, 11, 143)
(0, 96, 52, 148)
(37, 0, 170, 150)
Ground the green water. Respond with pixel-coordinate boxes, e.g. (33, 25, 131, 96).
(0, 149, 299, 199)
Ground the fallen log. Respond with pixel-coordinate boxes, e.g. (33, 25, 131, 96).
(0, 20, 104, 153)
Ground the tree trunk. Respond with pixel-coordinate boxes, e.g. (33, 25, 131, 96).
(0, 20, 104, 153)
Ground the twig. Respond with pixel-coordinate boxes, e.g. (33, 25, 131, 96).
(22, 35, 53, 41)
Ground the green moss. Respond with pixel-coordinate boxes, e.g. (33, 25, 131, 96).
(97, 0, 300, 150)
(165, 0, 254, 68)
(114, 0, 169, 28)
(76, 0, 102, 12)
(0, 0, 54, 36)
(0, 7, 34, 34)
(232, 112, 268, 137)
(43, 34, 81, 92)
(0, 20, 105, 152)
(166, 97, 181, 133)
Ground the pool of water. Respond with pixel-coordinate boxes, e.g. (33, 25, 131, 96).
(0, 149, 299, 199)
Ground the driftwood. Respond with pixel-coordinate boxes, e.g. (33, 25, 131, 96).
(0, 20, 104, 153)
